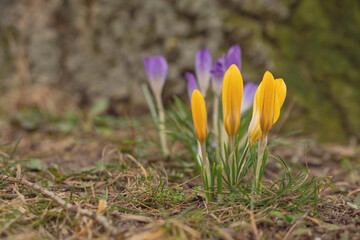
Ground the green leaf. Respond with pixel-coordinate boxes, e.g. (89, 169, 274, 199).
(284, 214, 295, 223)
(142, 84, 158, 122)
(346, 202, 358, 209)
(24, 158, 46, 171)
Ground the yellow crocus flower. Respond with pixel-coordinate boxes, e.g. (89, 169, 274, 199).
(191, 89, 207, 143)
(248, 71, 287, 144)
(222, 64, 244, 139)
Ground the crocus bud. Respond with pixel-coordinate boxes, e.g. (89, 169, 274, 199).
(248, 71, 287, 144)
(191, 89, 207, 143)
(143, 56, 168, 97)
(185, 72, 199, 100)
(222, 65, 244, 138)
(225, 44, 241, 70)
(195, 49, 212, 96)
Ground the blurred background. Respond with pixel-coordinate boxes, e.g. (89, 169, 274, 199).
(0, 0, 359, 143)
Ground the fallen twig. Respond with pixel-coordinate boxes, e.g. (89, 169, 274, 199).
(0, 174, 121, 237)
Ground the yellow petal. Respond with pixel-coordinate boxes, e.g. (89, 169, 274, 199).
(248, 93, 262, 144)
(222, 64, 243, 138)
(191, 89, 207, 143)
(258, 71, 275, 134)
(273, 78, 287, 124)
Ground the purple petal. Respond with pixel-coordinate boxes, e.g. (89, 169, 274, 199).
(210, 57, 225, 78)
(143, 56, 168, 95)
(185, 72, 199, 100)
(241, 82, 258, 114)
(210, 56, 226, 95)
(195, 48, 212, 95)
(225, 44, 241, 71)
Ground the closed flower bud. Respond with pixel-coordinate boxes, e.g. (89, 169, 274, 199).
(248, 71, 287, 144)
(222, 65, 244, 138)
(191, 90, 207, 143)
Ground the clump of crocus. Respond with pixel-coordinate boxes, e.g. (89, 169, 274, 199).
(248, 71, 287, 189)
(143, 56, 169, 156)
(185, 45, 290, 201)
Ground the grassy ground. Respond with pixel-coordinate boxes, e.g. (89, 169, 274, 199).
(0, 106, 360, 240)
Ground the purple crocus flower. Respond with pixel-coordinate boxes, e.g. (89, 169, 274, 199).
(241, 82, 258, 114)
(225, 45, 241, 71)
(143, 56, 168, 96)
(195, 48, 212, 95)
(210, 44, 242, 95)
(185, 72, 199, 100)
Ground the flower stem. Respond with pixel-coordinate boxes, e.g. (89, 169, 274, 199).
(255, 135, 267, 190)
(220, 121, 227, 160)
(200, 141, 211, 201)
(229, 136, 235, 186)
(200, 142, 210, 183)
(230, 136, 235, 153)
(237, 140, 249, 181)
(212, 96, 220, 162)
(155, 95, 169, 157)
